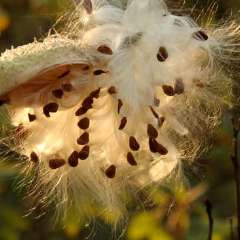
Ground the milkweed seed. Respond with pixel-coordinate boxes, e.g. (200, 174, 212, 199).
(28, 113, 36, 122)
(49, 159, 66, 169)
(78, 118, 90, 130)
(0, 99, 9, 106)
(149, 138, 168, 155)
(75, 107, 88, 116)
(93, 70, 107, 76)
(127, 152, 137, 166)
(157, 47, 168, 62)
(83, 0, 93, 14)
(150, 107, 159, 119)
(52, 89, 64, 99)
(162, 85, 175, 96)
(154, 97, 160, 107)
(118, 99, 123, 114)
(77, 132, 89, 145)
(108, 86, 117, 95)
(89, 88, 101, 99)
(158, 117, 165, 127)
(43, 103, 59, 117)
(68, 151, 79, 167)
(30, 152, 39, 163)
(174, 78, 184, 95)
(147, 124, 158, 138)
(119, 117, 127, 130)
(62, 83, 73, 92)
(129, 136, 140, 151)
(79, 145, 90, 160)
(97, 45, 113, 55)
(82, 96, 93, 109)
(105, 165, 116, 178)
(58, 70, 70, 79)
(81, 64, 90, 71)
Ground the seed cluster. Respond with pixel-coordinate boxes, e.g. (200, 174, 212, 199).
(25, 59, 186, 178)
(22, 18, 208, 181)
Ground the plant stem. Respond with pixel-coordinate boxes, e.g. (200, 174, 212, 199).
(205, 199, 213, 240)
(230, 218, 235, 240)
(232, 118, 240, 240)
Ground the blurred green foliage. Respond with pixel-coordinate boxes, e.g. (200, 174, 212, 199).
(0, 0, 239, 239)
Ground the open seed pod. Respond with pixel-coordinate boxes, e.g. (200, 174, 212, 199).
(0, 0, 237, 221)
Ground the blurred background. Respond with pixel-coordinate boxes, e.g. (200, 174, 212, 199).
(0, 0, 239, 239)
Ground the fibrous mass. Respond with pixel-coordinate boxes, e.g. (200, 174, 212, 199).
(0, 0, 238, 221)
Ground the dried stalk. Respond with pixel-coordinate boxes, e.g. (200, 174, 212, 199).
(205, 199, 213, 240)
(231, 118, 240, 240)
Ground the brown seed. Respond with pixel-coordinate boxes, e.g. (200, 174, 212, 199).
(62, 83, 73, 92)
(52, 89, 64, 99)
(75, 107, 88, 116)
(194, 79, 204, 88)
(162, 85, 175, 96)
(68, 151, 79, 167)
(150, 107, 159, 119)
(79, 145, 90, 160)
(127, 152, 137, 166)
(83, 0, 93, 14)
(82, 96, 93, 110)
(0, 99, 9, 106)
(30, 152, 39, 163)
(49, 159, 66, 169)
(129, 136, 140, 151)
(89, 88, 101, 99)
(157, 47, 168, 62)
(81, 64, 90, 71)
(119, 117, 127, 130)
(193, 30, 208, 41)
(93, 69, 107, 76)
(43, 103, 59, 117)
(158, 117, 165, 127)
(105, 165, 116, 178)
(108, 86, 117, 95)
(77, 132, 89, 145)
(149, 138, 168, 155)
(147, 124, 158, 138)
(174, 78, 184, 95)
(28, 113, 37, 122)
(150, 107, 165, 127)
(118, 99, 123, 114)
(78, 118, 90, 130)
(97, 45, 113, 55)
(154, 97, 160, 107)
(58, 70, 70, 79)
